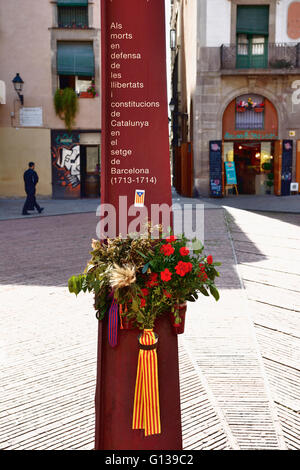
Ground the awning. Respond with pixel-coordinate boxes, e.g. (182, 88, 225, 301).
(57, 0, 88, 6)
(57, 42, 94, 77)
(237, 5, 269, 35)
(0, 81, 6, 104)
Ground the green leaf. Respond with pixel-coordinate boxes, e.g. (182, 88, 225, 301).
(131, 299, 139, 312)
(142, 262, 150, 274)
(209, 285, 220, 301)
(68, 275, 83, 296)
(198, 286, 209, 296)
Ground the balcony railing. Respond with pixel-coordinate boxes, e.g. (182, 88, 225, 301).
(221, 42, 300, 70)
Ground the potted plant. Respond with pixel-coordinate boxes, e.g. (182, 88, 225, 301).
(80, 80, 97, 98)
(236, 100, 246, 112)
(54, 87, 78, 130)
(265, 173, 274, 194)
(254, 103, 264, 113)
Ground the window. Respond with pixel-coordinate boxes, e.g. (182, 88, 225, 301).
(235, 94, 265, 130)
(57, 0, 88, 28)
(59, 75, 93, 94)
(236, 5, 269, 68)
(58, 6, 88, 28)
(57, 42, 95, 93)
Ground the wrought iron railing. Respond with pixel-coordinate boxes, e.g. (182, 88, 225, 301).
(221, 43, 300, 70)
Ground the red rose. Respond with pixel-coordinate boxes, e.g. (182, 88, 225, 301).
(207, 255, 213, 264)
(166, 235, 177, 243)
(146, 272, 159, 288)
(185, 262, 193, 273)
(140, 298, 146, 308)
(179, 247, 190, 256)
(175, 261, 193, 277)
(141, 288, 149, 297)
(199, 263, 205, 272)
(160, 268, 172, 282)
(160, 243, 175, 256)
(174, 261, 187, 277)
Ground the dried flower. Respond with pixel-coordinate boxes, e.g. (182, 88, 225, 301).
(110, 264, 136, 290)
(91, 239, 100, 250)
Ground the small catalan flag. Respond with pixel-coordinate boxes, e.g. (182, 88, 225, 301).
(134, 189, 145, 207)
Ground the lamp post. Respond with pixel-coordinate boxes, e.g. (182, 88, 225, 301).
(170, 29, 176, 51)
(169, 97, 175, 113)
(12, 73, 24, 105)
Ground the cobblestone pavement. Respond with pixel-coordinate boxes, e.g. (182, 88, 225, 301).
(225, 209, 300, 450)
(0, 207, 299, 449)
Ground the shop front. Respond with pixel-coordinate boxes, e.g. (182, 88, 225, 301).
(209, 94, 293, 197)
(51, 129, 101, 198)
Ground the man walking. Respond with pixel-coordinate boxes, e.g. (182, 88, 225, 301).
(22, 162, 44, 216)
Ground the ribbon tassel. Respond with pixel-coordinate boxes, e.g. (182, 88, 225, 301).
(132, 329, 161, 436)
(108, 297, 119, 347)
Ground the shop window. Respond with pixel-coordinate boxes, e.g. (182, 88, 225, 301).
(235, 94, 264, 130)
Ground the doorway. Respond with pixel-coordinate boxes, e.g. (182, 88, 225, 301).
(80, 145, 100, 198)
(223, 141, 275, 195)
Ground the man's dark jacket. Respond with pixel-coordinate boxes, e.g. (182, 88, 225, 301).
(24, 169, 38, 195)
(23, 169, 39, 211)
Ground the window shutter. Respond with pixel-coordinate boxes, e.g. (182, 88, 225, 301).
(57, 0, 88, 6)
(57, 42, 94, 76)
(237, 5, 269, 35)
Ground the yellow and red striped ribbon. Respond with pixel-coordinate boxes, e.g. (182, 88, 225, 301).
(132, 329, 161, 436)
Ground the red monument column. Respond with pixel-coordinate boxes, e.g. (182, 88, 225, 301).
(94, 0, 182, 450)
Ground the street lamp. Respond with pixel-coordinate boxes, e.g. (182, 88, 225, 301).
(12, 73, 24, 105)
(170, 29, 176, 51)
(169, 97, 176, 113)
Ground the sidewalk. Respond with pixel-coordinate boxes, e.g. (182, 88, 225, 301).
(1, 189, 300, 221)
(1, 200, 296, 449)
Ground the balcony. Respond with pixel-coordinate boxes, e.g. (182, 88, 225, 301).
(221, 42, 300, 74)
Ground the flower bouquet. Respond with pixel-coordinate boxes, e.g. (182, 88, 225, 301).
(68, 231, 221, 332)
(236, 98, 264, 112)
(68, 228, 221, 437)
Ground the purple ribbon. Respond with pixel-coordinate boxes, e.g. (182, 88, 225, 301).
(108, 297, 119, 347)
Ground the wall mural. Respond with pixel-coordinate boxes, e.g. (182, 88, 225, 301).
(51, 130, 80, 198)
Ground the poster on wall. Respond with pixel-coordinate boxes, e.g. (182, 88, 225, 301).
(51, 130, 80, 198)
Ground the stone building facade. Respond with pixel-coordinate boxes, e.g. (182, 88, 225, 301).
(0, 0, 101, 198)
(170, 0, 300, 197)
